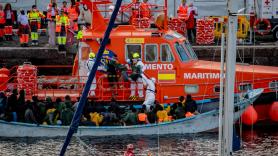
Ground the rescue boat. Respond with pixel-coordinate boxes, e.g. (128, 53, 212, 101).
(73, 0, 277, 103)
(0, 0, 277, 125)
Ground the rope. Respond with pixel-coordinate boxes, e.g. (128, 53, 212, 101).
(199, 34, 221, 113)
(75, 135, 97, 155)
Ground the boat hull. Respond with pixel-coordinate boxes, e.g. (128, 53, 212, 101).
(0, 89, 263, 137)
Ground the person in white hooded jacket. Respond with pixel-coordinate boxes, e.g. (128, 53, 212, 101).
(142, 74, 156, 111)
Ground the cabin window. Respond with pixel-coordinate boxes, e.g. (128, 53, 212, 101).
(183, 41, 197, 59)
(214, 85, 225, 93)
(175, 42, 190, 62)
(145, 44, 158, 62)
(184, 85, 199, 94)
(125, 44, 142, 60)
(160, 44, 174, 62)
(239, 83, 252, 91)
(269, 81, 278, 91)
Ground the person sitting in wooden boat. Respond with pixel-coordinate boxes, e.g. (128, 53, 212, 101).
(156, 104, 169, 123)
(6, 89, 18, 122)
(61, 101, 74, 125)
(175, 102, 185, 119)
(184, 94, 198, 117)
(122, 107, 138, 126)
(147, 106, 156, 124)
(89, 110, 103, 126)
(138, 107, 150, 124)
(44, 102, 59, 125)
(0, 92, 7, 119)
(142, 74, 156, 111)
(24, 100, 37, 124)
(101, 107, 119, 126)
(178, 95, 186, 107)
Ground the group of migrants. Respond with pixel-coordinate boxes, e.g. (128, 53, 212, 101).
(0, 0, 91, 49)
(0, 88, 198, 126)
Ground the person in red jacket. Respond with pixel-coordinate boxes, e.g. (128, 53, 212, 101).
(68, 0, 80, 33)
(140, 0, 151, 18)
(4, 3, 15, 41)
(187, 3, 198, 43)
(0, 4, 5, 41)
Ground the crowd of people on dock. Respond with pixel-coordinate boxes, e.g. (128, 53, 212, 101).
(0, 88, 198, 126)
(0, 0, 198, 48)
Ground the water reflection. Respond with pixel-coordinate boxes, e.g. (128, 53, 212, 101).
(0, 128, 277, 156)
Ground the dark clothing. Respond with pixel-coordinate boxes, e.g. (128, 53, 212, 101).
(0, 98, 6, 115)
(185, 100, 197, 113)
(61, 108, 74, 125)
(25, 108, 37, 124)
(7, 93, 18, 112)
(147, 111, 156, 123)
(101, 112, 119, 126)
(107, 60, 118, 87)
(175, 106, 185, 119)
(123, 111, 137, 125)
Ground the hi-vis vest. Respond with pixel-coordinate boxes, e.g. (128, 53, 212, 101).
(0, 11, 5, 24)
(28, 11, 44, 22)
(68, 7, 78, 20)
(177, 4, 188, 20)
(56, 15, 69, 32)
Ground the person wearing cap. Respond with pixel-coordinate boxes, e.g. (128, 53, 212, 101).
(129, 52, 145, 99)
(124, 144, 134, 156)
(55, 9, 69, 51)
(87, 52, 97, 96)
(142, 74, 156, 112)
(28, 5, 45, 46)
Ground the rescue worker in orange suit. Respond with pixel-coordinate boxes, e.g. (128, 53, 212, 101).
(47, 1, 59, 47)
(17, 9, 30, 47)
(61, 1, 69, 14)
(140, 0, 151, 19)
(130, 0, 141, 24)
(0, 4, 5, 41)
(177, 0, 189, 21)
(56, 9, 69, 51)
(4, 3, 15, 41)
(187, 3, 198, 43)
(68, 0, 80, 33)
(28, 5, 45, 46)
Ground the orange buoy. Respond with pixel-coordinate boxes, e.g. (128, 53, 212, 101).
(0, 68, 10, 76)
(241, 105, 258, 126)
(269, 102, 278, 122)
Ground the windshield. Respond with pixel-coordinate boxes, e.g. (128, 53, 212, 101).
(175, 42, 190, 62)
(183, 41, 198, 59)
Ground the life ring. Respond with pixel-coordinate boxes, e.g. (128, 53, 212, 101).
(253, 18, 271, 35)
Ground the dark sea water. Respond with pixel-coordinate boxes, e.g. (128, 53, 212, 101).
(0, 127, 277, 156)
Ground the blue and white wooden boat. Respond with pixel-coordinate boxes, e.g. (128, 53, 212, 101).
(0, 89, 263, 137)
